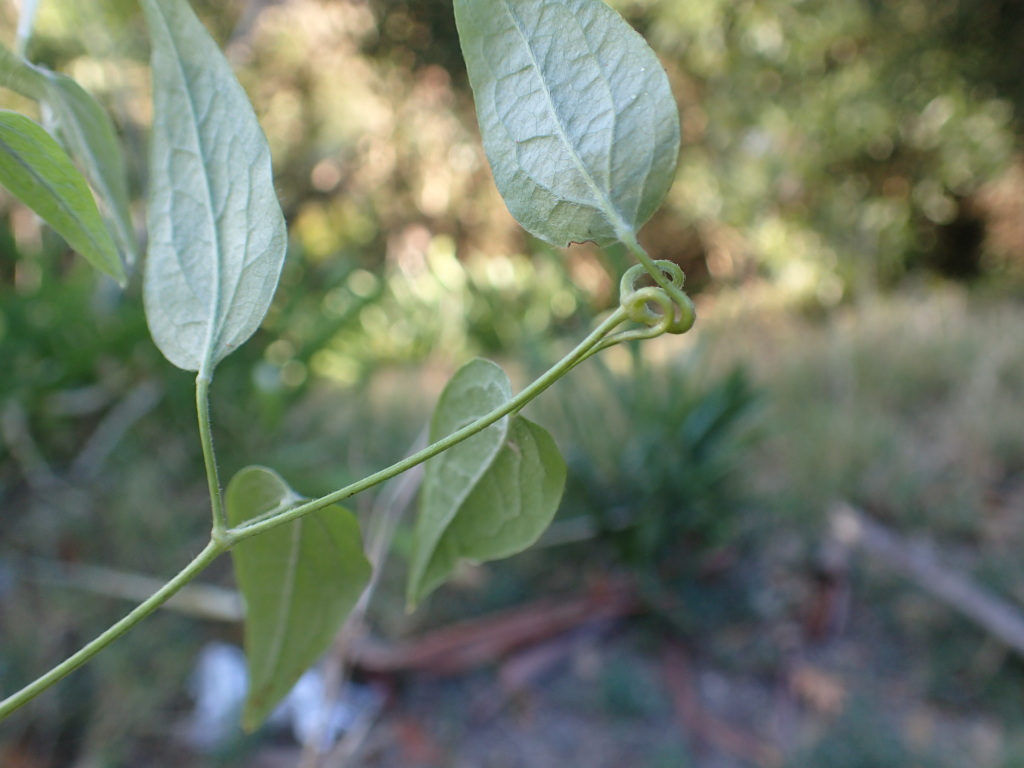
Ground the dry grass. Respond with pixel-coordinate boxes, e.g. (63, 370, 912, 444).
(698, 285, 1024, 544)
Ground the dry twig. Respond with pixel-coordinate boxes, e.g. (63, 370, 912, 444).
(831, 502, 1024, 657)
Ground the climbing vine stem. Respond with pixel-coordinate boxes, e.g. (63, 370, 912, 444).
(0, 252, 695, 720)
(618, 228, 696, 334)
(0, 540, 226, 719)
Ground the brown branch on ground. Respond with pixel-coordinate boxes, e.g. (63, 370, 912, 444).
(830, 502, 1024, 658)
(350, 579, 639, 675)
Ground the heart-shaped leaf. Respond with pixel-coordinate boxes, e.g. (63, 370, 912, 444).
(408, 358, 511, 605)
(454, 0, 680, 247)
(227, 466, 372, 732)
(0, 109, 124, 283)
(408, 359, 566, 606)
(415, 415, 566, 602)
(141, 0, 287, 376)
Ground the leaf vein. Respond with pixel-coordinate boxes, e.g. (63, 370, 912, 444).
(500, 0, 630, 239)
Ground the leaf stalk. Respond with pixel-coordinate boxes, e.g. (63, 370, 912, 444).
(196, 375, 228, 537)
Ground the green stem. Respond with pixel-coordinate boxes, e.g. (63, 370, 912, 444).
(0, 539, 225, 720)
(14, 0, 41, 59)
(196, 376, 227, 537)
(227, 307, 630, 544)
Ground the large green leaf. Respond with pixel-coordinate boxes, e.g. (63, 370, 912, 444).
(454, 0, 680, 247)
(408, 359, 566, 606)
(227, 466, 371, 732)
(42, 72, 138, 266)
(0, 110, 124, 283)
(141, 0, 287, 376)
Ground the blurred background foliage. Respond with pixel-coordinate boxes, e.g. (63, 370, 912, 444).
(2, 0, 1024, 765)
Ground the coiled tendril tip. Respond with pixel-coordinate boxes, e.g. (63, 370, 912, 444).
(619, 260, 695, 335)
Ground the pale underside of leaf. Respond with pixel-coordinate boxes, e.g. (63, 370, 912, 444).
(455, 0, 680, 247)
(408, 359, 513, 605)
(142, 0, 286, 375)
(16, 0, 41, 56)
(227, 466, 372, 732)
(0, 110, 124, 282)
(417, 415, 567, 601)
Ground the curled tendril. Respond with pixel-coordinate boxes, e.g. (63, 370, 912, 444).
(619, 261, 695, 335)
(566, 260, 697, 368)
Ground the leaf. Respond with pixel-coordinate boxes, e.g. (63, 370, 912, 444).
(0, 109, 124, 283)
(415, 416, 566, 602)
(454, 0, 680, 247)
(0, 41, 137, 265)
(42, 72, 138, 266)
(408, 358, 512, 605)
(141, 0, 287, 376)
(0, 41, 47, 99)
(226, 466, 372, 732)
(408, 359, 567, 606)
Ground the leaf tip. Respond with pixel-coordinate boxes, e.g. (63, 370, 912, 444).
(110, 264, 128, 289)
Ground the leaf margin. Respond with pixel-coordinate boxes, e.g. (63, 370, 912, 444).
(140, 0, 288, 376)
(0, 108, 125, 283)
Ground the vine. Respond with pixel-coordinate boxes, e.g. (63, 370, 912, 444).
(0, 0, 694, 739)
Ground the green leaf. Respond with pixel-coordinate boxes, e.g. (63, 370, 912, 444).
(141, 0, 287, 376)
(408, 358, 512, 605)
(416, 416, 566, 602)
(0, 41, 136, 265)
(226, 466, 372, 732)
(0, 41, 47, 99)
(454, 0, 680, 247)
(41, 72, 138, 266)
(408, 359, 567, 606)
(0, 109, 124, 283)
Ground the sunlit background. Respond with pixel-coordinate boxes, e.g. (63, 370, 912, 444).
(2, 0, 1024, 765)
